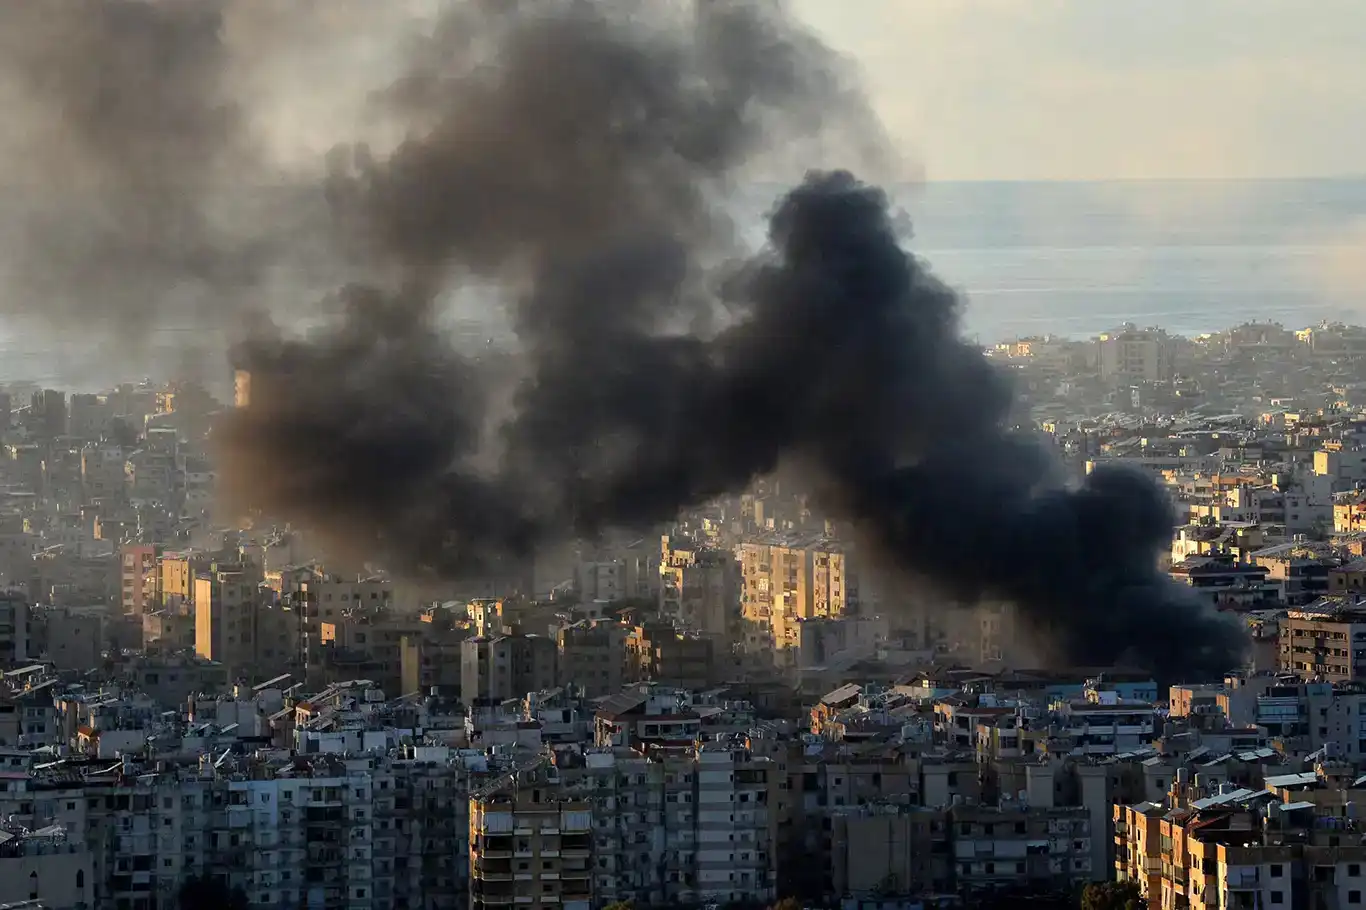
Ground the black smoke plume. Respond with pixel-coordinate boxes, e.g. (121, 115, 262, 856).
(1, 0, 1241, 677)
(217, 1, 1243, 678)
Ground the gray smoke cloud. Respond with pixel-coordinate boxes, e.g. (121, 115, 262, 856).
(217, 0, 1243, 679)
(0, 0, 1242, 677)
(0, 0, 416, 363)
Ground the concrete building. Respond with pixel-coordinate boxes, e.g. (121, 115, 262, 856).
(194, 569, 259, 680)
(29, 389, 67, 441)
(1, 747, 486, 910)
(461, 635, 558, 706)
(1316, 448, 1366, 490)
(1278, 599, 1366, 683)
(1096, 324, 1175, 384)
(790, 614, 890, 670)
(119, 544, 159, 615)
(624, 623, 716, 691)
(659, 539, 737, 637)
(1115, 774, 1366, 910)
(0, 823, 94, 910)
(555, 620, 626, 698)
(35, 606, 103, 672)
(739, 535, 853, 653)
(0, 591, 31, 666)
(471, 745, 778, 909)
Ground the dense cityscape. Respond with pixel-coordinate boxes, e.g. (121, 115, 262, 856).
(2, 319, 1366, 909)
(0, 1, 1360, 910)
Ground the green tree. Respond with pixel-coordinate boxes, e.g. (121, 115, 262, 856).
(770, 898, 803, 910)
(602, 902, 634, 910)
(1081, 880, 1145, 910)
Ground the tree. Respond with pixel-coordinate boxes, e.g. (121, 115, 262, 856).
(770, 898, 804, 910)
(602, 902, 634, 910)
(1081, 880, 1145, 910)
(177, 875, 249, 910)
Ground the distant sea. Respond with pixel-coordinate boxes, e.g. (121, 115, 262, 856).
(4, 176, 1366, 387)
(895, 176, 1366, 342)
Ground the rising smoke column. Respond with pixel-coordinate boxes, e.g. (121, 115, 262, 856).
(219, 0, 875, 568)
(730, 173, 1244, 679)
(218, 1, 1244, 678)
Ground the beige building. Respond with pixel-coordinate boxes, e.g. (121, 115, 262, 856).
(79, 445, 127, 505)
(1278, 599, 1366, 682)
(277, 568, 393, 687)
(470, 763, 593, 910)
(1115, 782, 1366, 910)
(739, 535, 852, 654)
(659, 539, 737, 637)
(119, 543, 159, 615)
(624, 623, 716, 691)
(194, 569, 260, 680)
(1096, 324, 1175, 383)
(471, 745, 777, 909)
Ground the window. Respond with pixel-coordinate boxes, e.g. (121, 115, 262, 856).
(1272, 893, 1284, 904)
(1353, 865, 1363, 877)
(1271, 864, 1284, 878)
(1350, 892, 1362, 905)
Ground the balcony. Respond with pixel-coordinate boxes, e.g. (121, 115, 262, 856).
(477, 872, 514, 883)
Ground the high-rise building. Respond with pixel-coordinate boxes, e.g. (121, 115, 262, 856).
(739, 534, 852, 655)
(29, 388, 67, 441)
(1095, 324, 1175, 384)
(120, 544, 161, 615)
(659, 538, 738, 637)
(194, 569, 260, 680)
(470, 746, 778, 909)
(461, 634, 558, 706)
(233, 369, 252, 408)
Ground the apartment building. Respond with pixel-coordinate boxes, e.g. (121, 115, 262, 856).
(316, 609, 428, 698)
(279, 569, 394, 687)
(659, 539, 738, 637)
(469, 762, 593, 910)
(119, 544, 159, 615)
(1095, 324, 1174, 384)
(739, 535, 853, 654)
(1315, 448, 1366, 490)
(80, 445, 127, 506)
(953, 804, 1097, 894)
(0, 590, 30, 665)
(1116, 778, 1366, 910)
(0, 747, 489, 910)
(556, 620, 626, 698)
(472, 744, 778, 909)
(624, 624, 716, 691)
(194, 569, 259, 681)
(830, 806, 950, 898)
(0, 821, 93, 909)
(1278, 599, 1366, 682)
(461, 635, 558, 706)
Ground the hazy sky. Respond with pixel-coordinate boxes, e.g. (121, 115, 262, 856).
(794, 0, 1366, 182)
